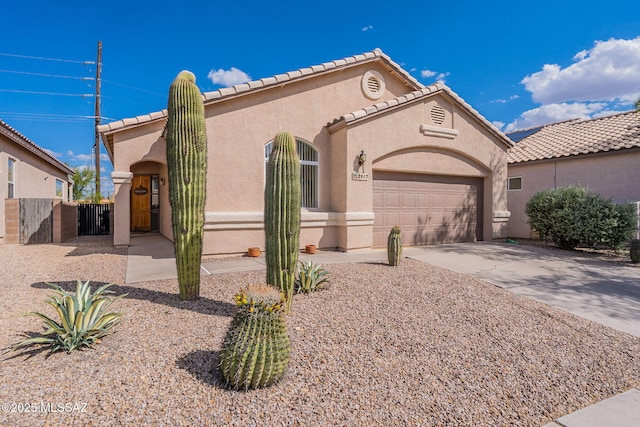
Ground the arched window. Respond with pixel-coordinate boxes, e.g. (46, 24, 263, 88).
(264, 138, 318, 208)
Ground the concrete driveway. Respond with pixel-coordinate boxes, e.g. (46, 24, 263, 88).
(404, 242, 640, 337)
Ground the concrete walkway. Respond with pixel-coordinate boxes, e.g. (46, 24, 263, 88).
(126, 234, 640, 426)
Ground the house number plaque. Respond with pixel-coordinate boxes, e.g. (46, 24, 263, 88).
(352, 172, 369, 181)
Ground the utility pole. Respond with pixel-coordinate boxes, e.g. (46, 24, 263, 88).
(94, 40, 102, 198)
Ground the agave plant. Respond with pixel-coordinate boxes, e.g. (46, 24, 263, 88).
(294, 260, 330, 294)
(11, 281, 126, 354)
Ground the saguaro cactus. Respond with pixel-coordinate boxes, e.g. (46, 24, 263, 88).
(264, 131, 301, 312)
(631, 239, 640, 263)
(165, 70, 207, 300)
(219, 284, 290, 390)
(388, 225, 402, 266)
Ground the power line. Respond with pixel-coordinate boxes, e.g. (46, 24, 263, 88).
(0, 52, 94, 65)
(102, 79, 165, 97)
(0, 111, 106, 120)
(0, 69, 94, 80)
(0, 88, 93, 97)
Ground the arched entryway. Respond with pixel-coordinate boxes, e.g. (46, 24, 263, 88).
(130, 161, 168, 234)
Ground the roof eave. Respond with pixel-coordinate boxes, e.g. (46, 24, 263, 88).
(0, 119, 74, 177)
(98, 48, 423, 136)
(327, 84, 514, 150)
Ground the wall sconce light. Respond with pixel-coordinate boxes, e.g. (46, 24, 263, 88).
(358, 149, 367, 173)
(160, 177, 165, 186)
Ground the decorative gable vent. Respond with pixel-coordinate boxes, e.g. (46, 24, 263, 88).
(362, 70, 385, 100)
(367, 76, 381, 92)
(430, 105, 446, 125)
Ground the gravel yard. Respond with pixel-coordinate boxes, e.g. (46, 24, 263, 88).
(1, 236, 639, 426)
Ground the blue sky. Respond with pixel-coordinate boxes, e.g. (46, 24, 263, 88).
(1, 0, 639, 196)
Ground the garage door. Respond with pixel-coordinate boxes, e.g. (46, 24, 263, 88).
(373, 172, 483, 247)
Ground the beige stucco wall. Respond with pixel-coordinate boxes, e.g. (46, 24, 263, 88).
(109, 61, 418, 252)
(199, 62, 415, 254)
(109, 121, 169, 246)
(507, 148, 640, 238)
(330, 93, 510, 247)
(107, 60, 510, 254)
(0, 137, 71, 239)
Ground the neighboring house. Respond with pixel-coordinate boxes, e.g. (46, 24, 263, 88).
(98, 49, 513, 255)
(507, 110, 640, 238)
(0, 118, 74, 240)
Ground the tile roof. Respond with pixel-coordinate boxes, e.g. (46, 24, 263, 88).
(507, 110, 640, 164)
(0, 118, 74, 176)
(97, 48, 422, 135)
(327, 83, 513, 148)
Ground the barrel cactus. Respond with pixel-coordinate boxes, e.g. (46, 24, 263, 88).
(631, 239, 640, 263)
(219, 284, 290, 390)
(264, 131, 301, 312)
(166, 70, 208, 300)
(388, 225, 402, 266)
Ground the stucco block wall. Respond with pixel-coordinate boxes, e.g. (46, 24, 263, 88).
(53, 200, 78, 243)
(4, 198, 19, 244)
(507, 149, 640, 238)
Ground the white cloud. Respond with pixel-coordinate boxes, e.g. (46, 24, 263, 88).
(362, 25, 374, 32)
(66, 151, 92, 162)
(505, 37, 640, 132)
(421, 69, 450, 82)
(492, 121, 505, 130)
(521, 37, 640, 104)
(491, 95, 520, 104)
(207, 67, 251, 87)
(504, 102, 606, 133)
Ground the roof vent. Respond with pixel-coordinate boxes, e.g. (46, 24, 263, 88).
(362, 70, 385, 100)
(430, 105, 446, 125)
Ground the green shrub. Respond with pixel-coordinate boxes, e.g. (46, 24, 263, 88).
(525, 185, 636, 250)
(10, 281, 126, 354)
(295, 260, 330, 294)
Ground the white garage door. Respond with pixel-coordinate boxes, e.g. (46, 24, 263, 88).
(373, 172, 483, 247)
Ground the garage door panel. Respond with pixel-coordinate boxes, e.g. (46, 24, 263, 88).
(373, 172, 483, 247)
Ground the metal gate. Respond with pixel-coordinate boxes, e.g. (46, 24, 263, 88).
(78, 203, 110, 236)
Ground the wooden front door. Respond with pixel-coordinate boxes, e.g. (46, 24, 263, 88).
(131, 175, 151, 231)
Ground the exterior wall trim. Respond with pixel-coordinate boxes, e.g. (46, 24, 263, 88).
(493, 211, 511, 223)
(204, 211, 375, 230)
(419, 124, 459, 139)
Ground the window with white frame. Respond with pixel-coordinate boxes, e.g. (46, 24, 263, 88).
(264, 138, 319, 208)
(7, 158, 15, 198)
(56, 179, 64, 198)
(508, 176, 522, 191)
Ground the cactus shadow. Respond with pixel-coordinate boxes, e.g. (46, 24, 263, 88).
(176, 349, 228, 389)
(364, 261, 390, 266)
(31, 281, 237, 317)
